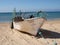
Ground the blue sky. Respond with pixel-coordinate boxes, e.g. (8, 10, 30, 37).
(0, 0, 60, 12)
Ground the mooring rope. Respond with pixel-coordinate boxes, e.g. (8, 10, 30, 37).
(53, 39, 57, 45)
(39, 32, 50, 45)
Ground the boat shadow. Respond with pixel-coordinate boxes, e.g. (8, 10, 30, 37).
(18, 28, 60, 39)
(36, 28, 60, 39)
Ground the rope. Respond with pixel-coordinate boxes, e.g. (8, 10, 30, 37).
(39, 32, 50, 45)
(53, 38, 57, 45)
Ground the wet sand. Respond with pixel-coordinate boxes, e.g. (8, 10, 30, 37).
(0, 19, 60, 45)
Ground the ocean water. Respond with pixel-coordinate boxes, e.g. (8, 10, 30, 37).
(0, 12, 60, 22)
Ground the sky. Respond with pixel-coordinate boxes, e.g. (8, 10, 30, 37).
(0, 0, 60, 12)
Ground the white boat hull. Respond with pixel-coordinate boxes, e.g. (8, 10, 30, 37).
(13, 18, 45, 35)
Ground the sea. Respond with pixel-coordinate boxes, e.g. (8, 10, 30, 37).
(0, 11, 60, 22)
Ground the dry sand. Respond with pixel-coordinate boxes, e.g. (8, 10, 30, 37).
(0, 19, 60, 45)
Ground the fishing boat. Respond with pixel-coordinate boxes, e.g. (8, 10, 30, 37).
(11, 10, 47, 36)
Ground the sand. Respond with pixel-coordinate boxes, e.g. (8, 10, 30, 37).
(0, 19, 60, 45)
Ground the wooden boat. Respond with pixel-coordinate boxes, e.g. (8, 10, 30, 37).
(11, 11, 47, 36)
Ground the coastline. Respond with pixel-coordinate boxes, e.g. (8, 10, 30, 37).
(47, 18, 60, 21)
(0, 18, 60, 23)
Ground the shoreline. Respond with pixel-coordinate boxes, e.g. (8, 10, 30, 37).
(0, 18, 60, 23)
(47, 18, 60, 21)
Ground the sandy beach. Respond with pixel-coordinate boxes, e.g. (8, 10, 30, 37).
(0, 19, 60, 45)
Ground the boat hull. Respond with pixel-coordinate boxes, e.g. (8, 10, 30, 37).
(13, 18, 45, 35)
